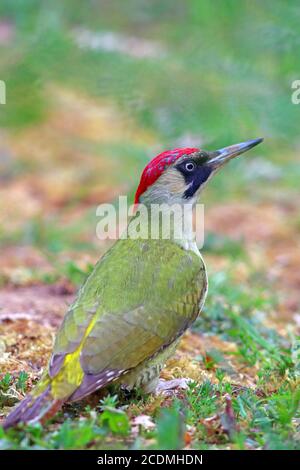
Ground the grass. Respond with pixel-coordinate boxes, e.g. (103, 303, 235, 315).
(0, 0, 299, 451)
(1, 374, 299, 450)
(0, 269, 299, 449)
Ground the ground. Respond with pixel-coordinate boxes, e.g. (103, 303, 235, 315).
(0, 1, 299, 450)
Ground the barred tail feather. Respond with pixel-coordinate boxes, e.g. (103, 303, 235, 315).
(2, 385, 63, 430)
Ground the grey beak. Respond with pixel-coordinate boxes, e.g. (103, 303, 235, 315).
(208, 137, 264, 168)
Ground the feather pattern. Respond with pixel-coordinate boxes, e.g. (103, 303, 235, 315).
(50, 238, 207, 399)
(4, 238, 207, 427)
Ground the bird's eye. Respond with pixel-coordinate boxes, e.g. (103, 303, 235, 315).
(185, 162, 195, 172)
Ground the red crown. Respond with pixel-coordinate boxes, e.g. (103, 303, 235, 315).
(134, 147, 199, 203)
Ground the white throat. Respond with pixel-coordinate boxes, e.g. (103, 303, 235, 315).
(176, 201, 200, 257)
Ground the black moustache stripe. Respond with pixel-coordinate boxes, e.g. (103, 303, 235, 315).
(182, 165, 213, 199)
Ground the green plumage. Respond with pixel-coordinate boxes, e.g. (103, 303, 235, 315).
(49, 238, 207, 400)
(3, 236, 208, 432)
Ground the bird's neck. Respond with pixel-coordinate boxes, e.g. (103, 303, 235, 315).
(126, 200, 200, 257)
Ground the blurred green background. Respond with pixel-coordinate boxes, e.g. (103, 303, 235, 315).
(0, 0, 299, 252)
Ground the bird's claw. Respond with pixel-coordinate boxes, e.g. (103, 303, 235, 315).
(154, 378, 192, 396)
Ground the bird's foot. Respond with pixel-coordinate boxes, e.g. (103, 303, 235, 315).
(119, 384, 135, 400)
(154, 378, 192, 396)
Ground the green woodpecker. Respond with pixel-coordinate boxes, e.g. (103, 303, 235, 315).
(3, 137, 263, 428)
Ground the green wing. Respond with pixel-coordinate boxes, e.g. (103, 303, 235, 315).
(49, 239, 207, 399)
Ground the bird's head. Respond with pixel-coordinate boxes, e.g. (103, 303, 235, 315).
(135, 138, 263, 206)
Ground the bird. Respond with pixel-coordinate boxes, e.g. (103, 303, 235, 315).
(2, 137, 263, 429)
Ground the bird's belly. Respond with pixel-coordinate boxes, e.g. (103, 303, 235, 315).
(119, 340, 180, 392)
